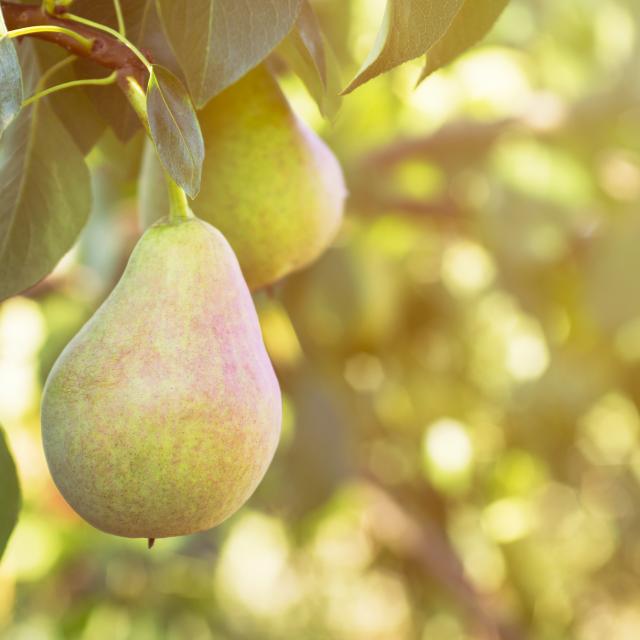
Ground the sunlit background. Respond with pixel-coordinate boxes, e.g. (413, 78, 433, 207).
(3, 0, 640, 637)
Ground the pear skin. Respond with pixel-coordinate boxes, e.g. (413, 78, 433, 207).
(41, 217, 281, 539)
(141, 65, 347, 290)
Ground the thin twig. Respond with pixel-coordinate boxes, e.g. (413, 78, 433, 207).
(1, 1, 149, 87)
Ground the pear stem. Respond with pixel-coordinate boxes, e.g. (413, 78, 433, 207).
(165, 173, 191, 222)
(112, 0, 126, 37)
(123, 76, 149, 132)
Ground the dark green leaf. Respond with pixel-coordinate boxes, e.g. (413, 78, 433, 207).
(46, 72, 107, 155)
(74, 58, 141, 142)
(418, 0, 510, 81)
(33, 43, 106, 155)
(147, 65, 204, 198)
(0, 45, 92, 301)
(70, 0, 180, 142)
(343, 0, 465, 93)
(0, 6, 23, 135)
(277, 0, 342, 118)
(157, 0, 302, 107)
(0, 427, 21, 561)
(72, 0, 181, 74)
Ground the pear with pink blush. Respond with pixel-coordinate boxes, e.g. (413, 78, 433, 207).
(41, 215, 281, 540)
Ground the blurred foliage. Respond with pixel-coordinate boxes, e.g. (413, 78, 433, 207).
(3, 0, 640, 638)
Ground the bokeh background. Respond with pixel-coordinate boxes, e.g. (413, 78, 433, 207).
(3, 0, 640, 637)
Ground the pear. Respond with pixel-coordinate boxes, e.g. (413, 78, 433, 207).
(141, 65, 347, 290)
(41, 216, 282, 539)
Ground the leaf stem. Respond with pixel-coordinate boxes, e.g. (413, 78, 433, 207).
(112, 0, 125, 37)
(23, 71, 117, 108)
(38, 55, 77, 86)
(5, 25, 93, 50)
(61, 12, 150, 71)
(124, 76, 150, 132)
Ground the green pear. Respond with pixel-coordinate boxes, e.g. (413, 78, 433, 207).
(41, 216, 282, 539)
(140, 65, 347, 290)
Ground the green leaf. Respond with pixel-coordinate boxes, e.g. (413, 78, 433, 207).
(277, 0, 342, 118)
(33, 44, 106, 155)
(0, 427, 21, 561)
(70, 0, 180, 142)
(146, 65, 204, 198)
(72, 0, 181, 73)
(0, 6, 23, 135)
(0, 45, 92, 301)
(418, 0, 510, 82)
(46, 70, 107, 156)
(157, 0, 303, 107)
(74, 58, 142, 142)
(343, 0, 465, 93)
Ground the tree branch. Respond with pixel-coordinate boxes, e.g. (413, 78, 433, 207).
(361, 118, 516, 171)
(1, 2, 149, 87)
(358, 87, 640, 172)
(361, 481, 525, 640)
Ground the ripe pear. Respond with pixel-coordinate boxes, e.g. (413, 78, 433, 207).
(41, 216, 282, 539)
(140, 65, 347, 290)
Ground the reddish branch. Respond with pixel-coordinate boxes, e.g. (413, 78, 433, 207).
(351, 85, 640, 220)
(361, 119, 517, 171)
(360, 86, 640, 174)
(0, 2, 148, 87)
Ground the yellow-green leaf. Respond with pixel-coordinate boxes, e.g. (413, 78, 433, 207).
(343, 0, 465, 93)
(277, 0, 342, 118)
(418, 0, 511, 82)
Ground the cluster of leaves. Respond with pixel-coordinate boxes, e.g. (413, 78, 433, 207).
(0, 0, 508, 305)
